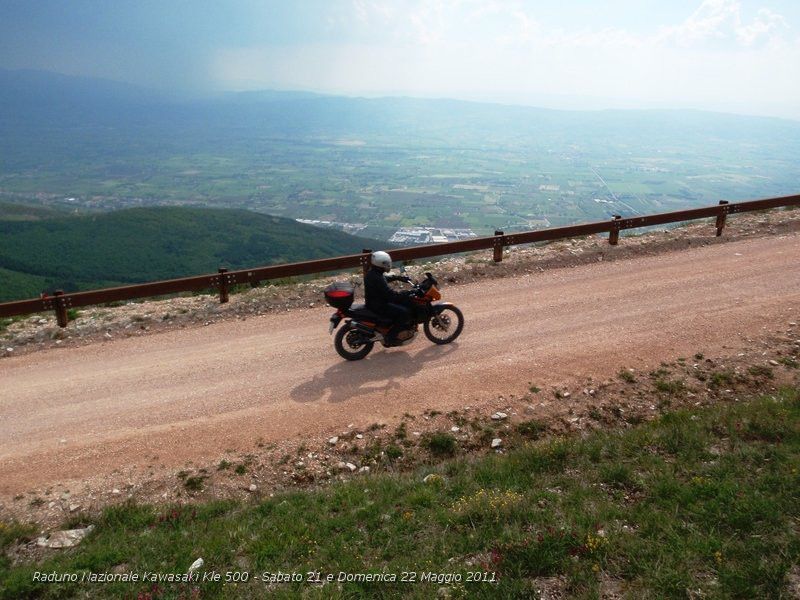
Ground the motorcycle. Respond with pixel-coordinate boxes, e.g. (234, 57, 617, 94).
(324, 272, 464, 361)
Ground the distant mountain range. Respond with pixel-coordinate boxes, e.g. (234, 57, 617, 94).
(2, 68, 799, 144)
(1, 69, 797, 208)
(0, 205, 388, 302)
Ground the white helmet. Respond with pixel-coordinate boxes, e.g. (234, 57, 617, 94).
(371, 251, 392, 270)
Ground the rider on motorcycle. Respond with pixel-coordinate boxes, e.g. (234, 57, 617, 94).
(364, 251, 413, 346)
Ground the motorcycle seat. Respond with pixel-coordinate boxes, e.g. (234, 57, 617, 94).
(347, 303, 393, 325)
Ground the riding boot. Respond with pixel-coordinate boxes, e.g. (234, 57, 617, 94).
(385, 323, 402, 346)
(385, 321, 411, 346)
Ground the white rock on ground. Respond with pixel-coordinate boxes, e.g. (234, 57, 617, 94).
(188, 558, 204, 573)
(37, 525, 94, 549)
(491, 412, 507, 421)
(491, 438, 503, 449)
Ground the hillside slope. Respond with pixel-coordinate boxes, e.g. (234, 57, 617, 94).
(0, 206, 387, 301)
(0, 231, 797, 501)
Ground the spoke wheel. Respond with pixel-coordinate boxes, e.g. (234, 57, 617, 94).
(334, 324, 374, 360)
(423, 306, 464, 345)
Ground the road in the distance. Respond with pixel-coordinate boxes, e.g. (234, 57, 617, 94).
(1, 233, 798, 495)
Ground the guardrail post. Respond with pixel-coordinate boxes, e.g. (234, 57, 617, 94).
(53, 290, 68, 328)
(361, 248, 372, 276)
(218, 268, 229, 303)
(493, 230, 504, 262)
(715, 200, 729, 237)
(608, 215, 622, 246)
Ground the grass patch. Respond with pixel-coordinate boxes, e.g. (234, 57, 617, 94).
(779, 356, 799, 369)
(515, 419, 547, 439)
(385, 444, 404, 461)
(653, 378, 686, 395)
(422, 432, 458, 457)
(748, 365, 775, 379)
(599, 462, 641, 491)
(618, 370, 636, 383)
(709, 370, 736, 388)
(0, 521, 35, 562)
(0, 316, 26, 332)
(2, 388, 799, 599)
(183, 475, 207, 492)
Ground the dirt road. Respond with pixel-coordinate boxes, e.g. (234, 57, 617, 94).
(1, 233, 798, 496)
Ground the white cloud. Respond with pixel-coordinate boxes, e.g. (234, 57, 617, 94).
(658, 0, 788, 47)
(210, 0, 800, 119)
(735, 8, 788, 45)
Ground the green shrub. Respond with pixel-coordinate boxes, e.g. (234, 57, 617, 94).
(748, 365, 774, 379)
(516, 420, 547, 439)
(654, 379, 685, 395)
(423, 432, 458, 457)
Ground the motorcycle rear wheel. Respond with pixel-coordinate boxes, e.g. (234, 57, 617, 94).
(335, 324, 375, 360)
(424, 306, 464, 345)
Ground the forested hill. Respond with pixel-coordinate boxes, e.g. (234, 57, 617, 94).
(0, 206, 387, 302)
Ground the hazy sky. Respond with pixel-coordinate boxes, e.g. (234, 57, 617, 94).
(1, 0, 799, 118)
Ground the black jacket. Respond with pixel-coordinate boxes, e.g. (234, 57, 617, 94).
(364, 267, 407, 310)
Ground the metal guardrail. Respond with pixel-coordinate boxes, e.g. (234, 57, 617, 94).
(1, 193, 798, 327)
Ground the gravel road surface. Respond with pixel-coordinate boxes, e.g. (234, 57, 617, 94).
(1, 233, 798, 496)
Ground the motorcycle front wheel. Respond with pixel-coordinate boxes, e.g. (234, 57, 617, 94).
(334, 324, 375, 360)
(424, 305, 464, 345)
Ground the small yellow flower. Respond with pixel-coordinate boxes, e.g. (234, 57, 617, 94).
(592, 563, 600, 573)
(585, 533, 607, 553)
(452, 489, 524, 516)
(714, 551, 723, 564)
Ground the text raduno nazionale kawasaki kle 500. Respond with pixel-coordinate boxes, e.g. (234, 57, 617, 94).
(324, 272, 464, 361)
